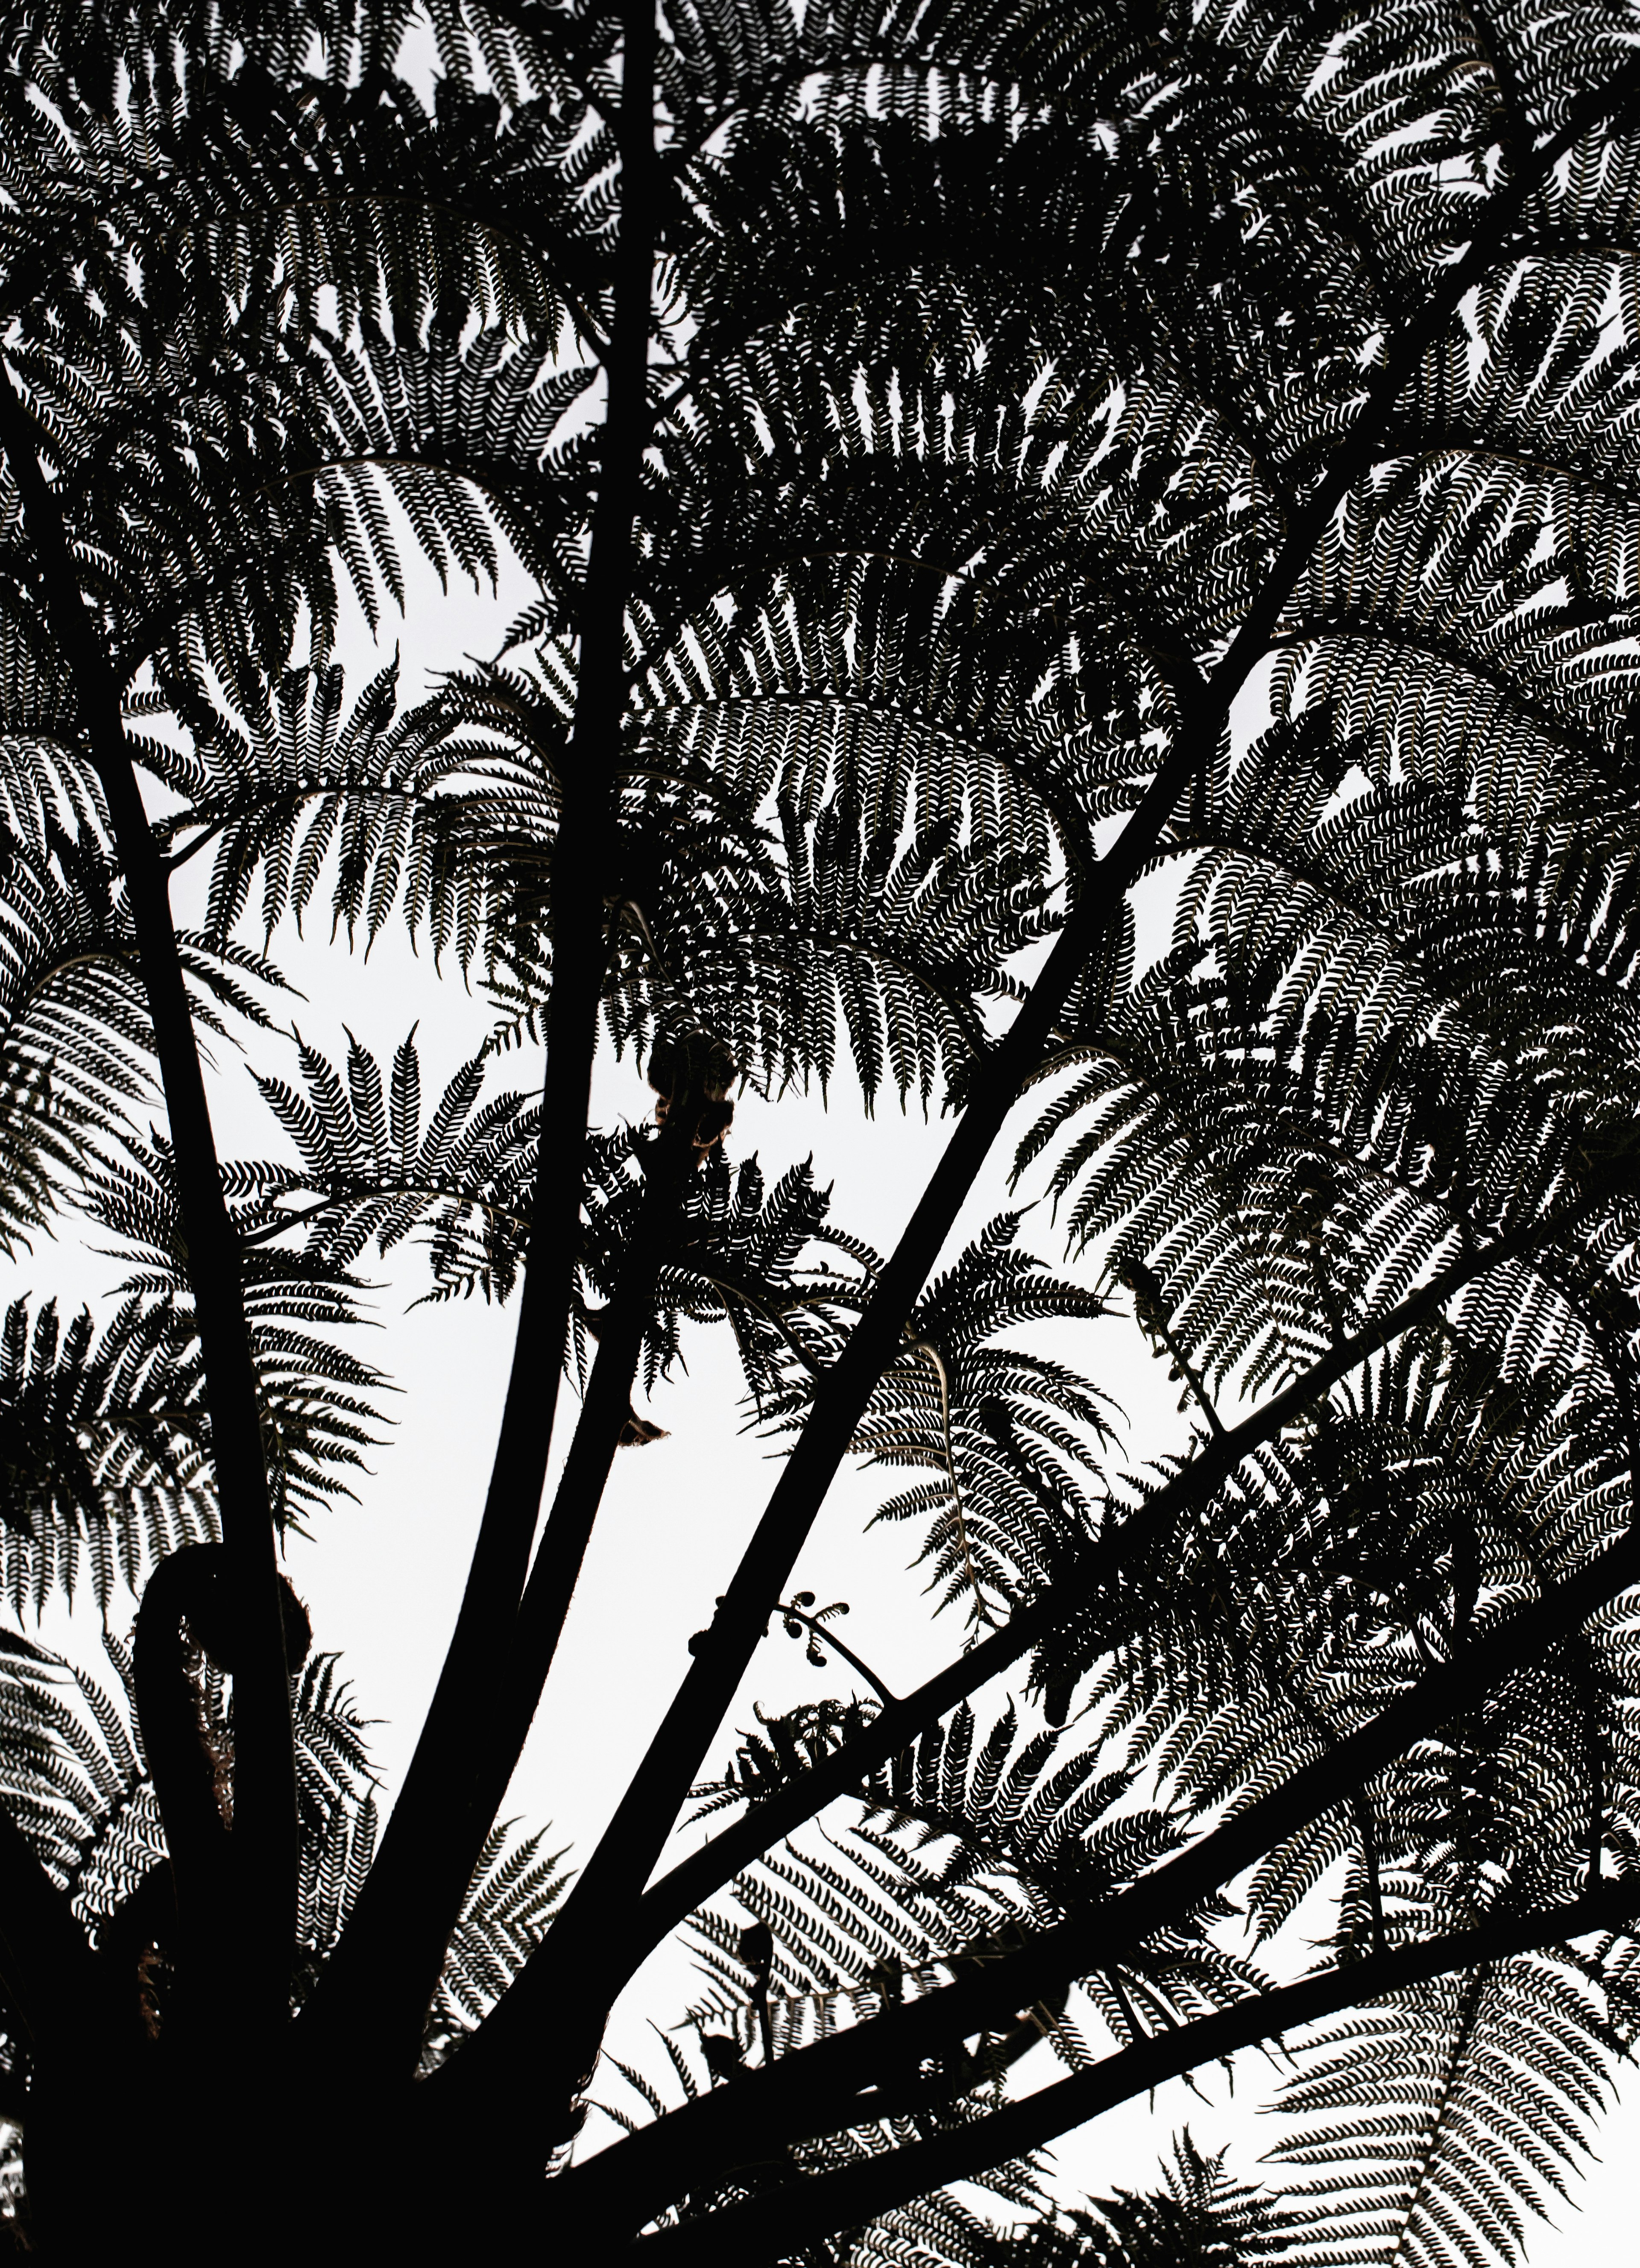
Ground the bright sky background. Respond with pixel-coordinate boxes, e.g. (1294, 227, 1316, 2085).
(9, 481, 1638, 2252)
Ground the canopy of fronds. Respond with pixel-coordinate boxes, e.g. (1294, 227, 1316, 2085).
(0, 3, 1637, 2265)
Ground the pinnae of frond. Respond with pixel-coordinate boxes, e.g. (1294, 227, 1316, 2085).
(905, 1333, 996, 1630)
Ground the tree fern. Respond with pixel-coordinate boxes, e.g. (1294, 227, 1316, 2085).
(2, 5, 1640, 2265)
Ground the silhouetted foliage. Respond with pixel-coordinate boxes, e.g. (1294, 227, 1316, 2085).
(0, 2, 1635, 2263)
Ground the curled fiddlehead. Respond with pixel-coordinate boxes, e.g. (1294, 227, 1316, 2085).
(122, 1547, 310, 2035)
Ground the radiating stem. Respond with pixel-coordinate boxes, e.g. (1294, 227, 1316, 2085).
(559, 1523, 1640, 2235)
(0, 367, 295, 2032)
(520, 50, 1640, 1983)
(299, 0, 661, 2077)
(629, 1875, 1640, 2264)
(436, 1118, 1630, 2141)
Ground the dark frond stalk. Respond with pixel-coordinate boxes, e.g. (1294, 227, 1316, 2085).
(474, 1105, 705, 1812)
(1251, 1641, 1389, 1960)
(772, 1601, 897, 1706)
(315, 1105, 697, 2090)
(1466, 0, 1534, 169)
(559, 1522, 1640, 2233)
(360, 1097, 709, 2107)
(479, 1171, 1620, 2035)
(1102, 1965, 1145, 2049)
(299, 0, 659, 2078)
(434, 1131, 1632, 2144)
(1354, 1790, 1388, 1958)
(622, 1878, 1640, 2265)
(1124, 1268, 1225, 1440)
(1377, 1961, 1488, 2264)
(508, 47, 1640, 1981)
(1588, 1699, 1606, 1892)
(132, 1552, 234, 1987)
(1163, 1341, 1226, 1439)
(0, 369, 296, 2029)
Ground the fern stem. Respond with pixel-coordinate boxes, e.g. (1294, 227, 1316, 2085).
(621, 1880, 1640, 2266)
(501, 1108, 703, 1723)
(1464, 1, 1532, 173)
(418, 47, 1640, 2169)
(1251, 1633, 1390, 1961)
(532, 1166, 1620, 2024)
(434, 1042, 1631, 2148)
(770, 1602, 897, 1707)
(532, 42, 1640, 1941)
(1377, 1963, 1489, 2268)
(1587, 1698, 1605, 1894)
(1354, 1791, 1388, 1960)
(297, 0, 660, 2080)
(0, 366, 298, 2033)
(559, 1522, 1640, 2234)
(1128, 1293, 1225, 1442)
(398, 1074, 738, 1997)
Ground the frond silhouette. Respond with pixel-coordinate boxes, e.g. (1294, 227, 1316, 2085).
(0, 4, 1638, 2264)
